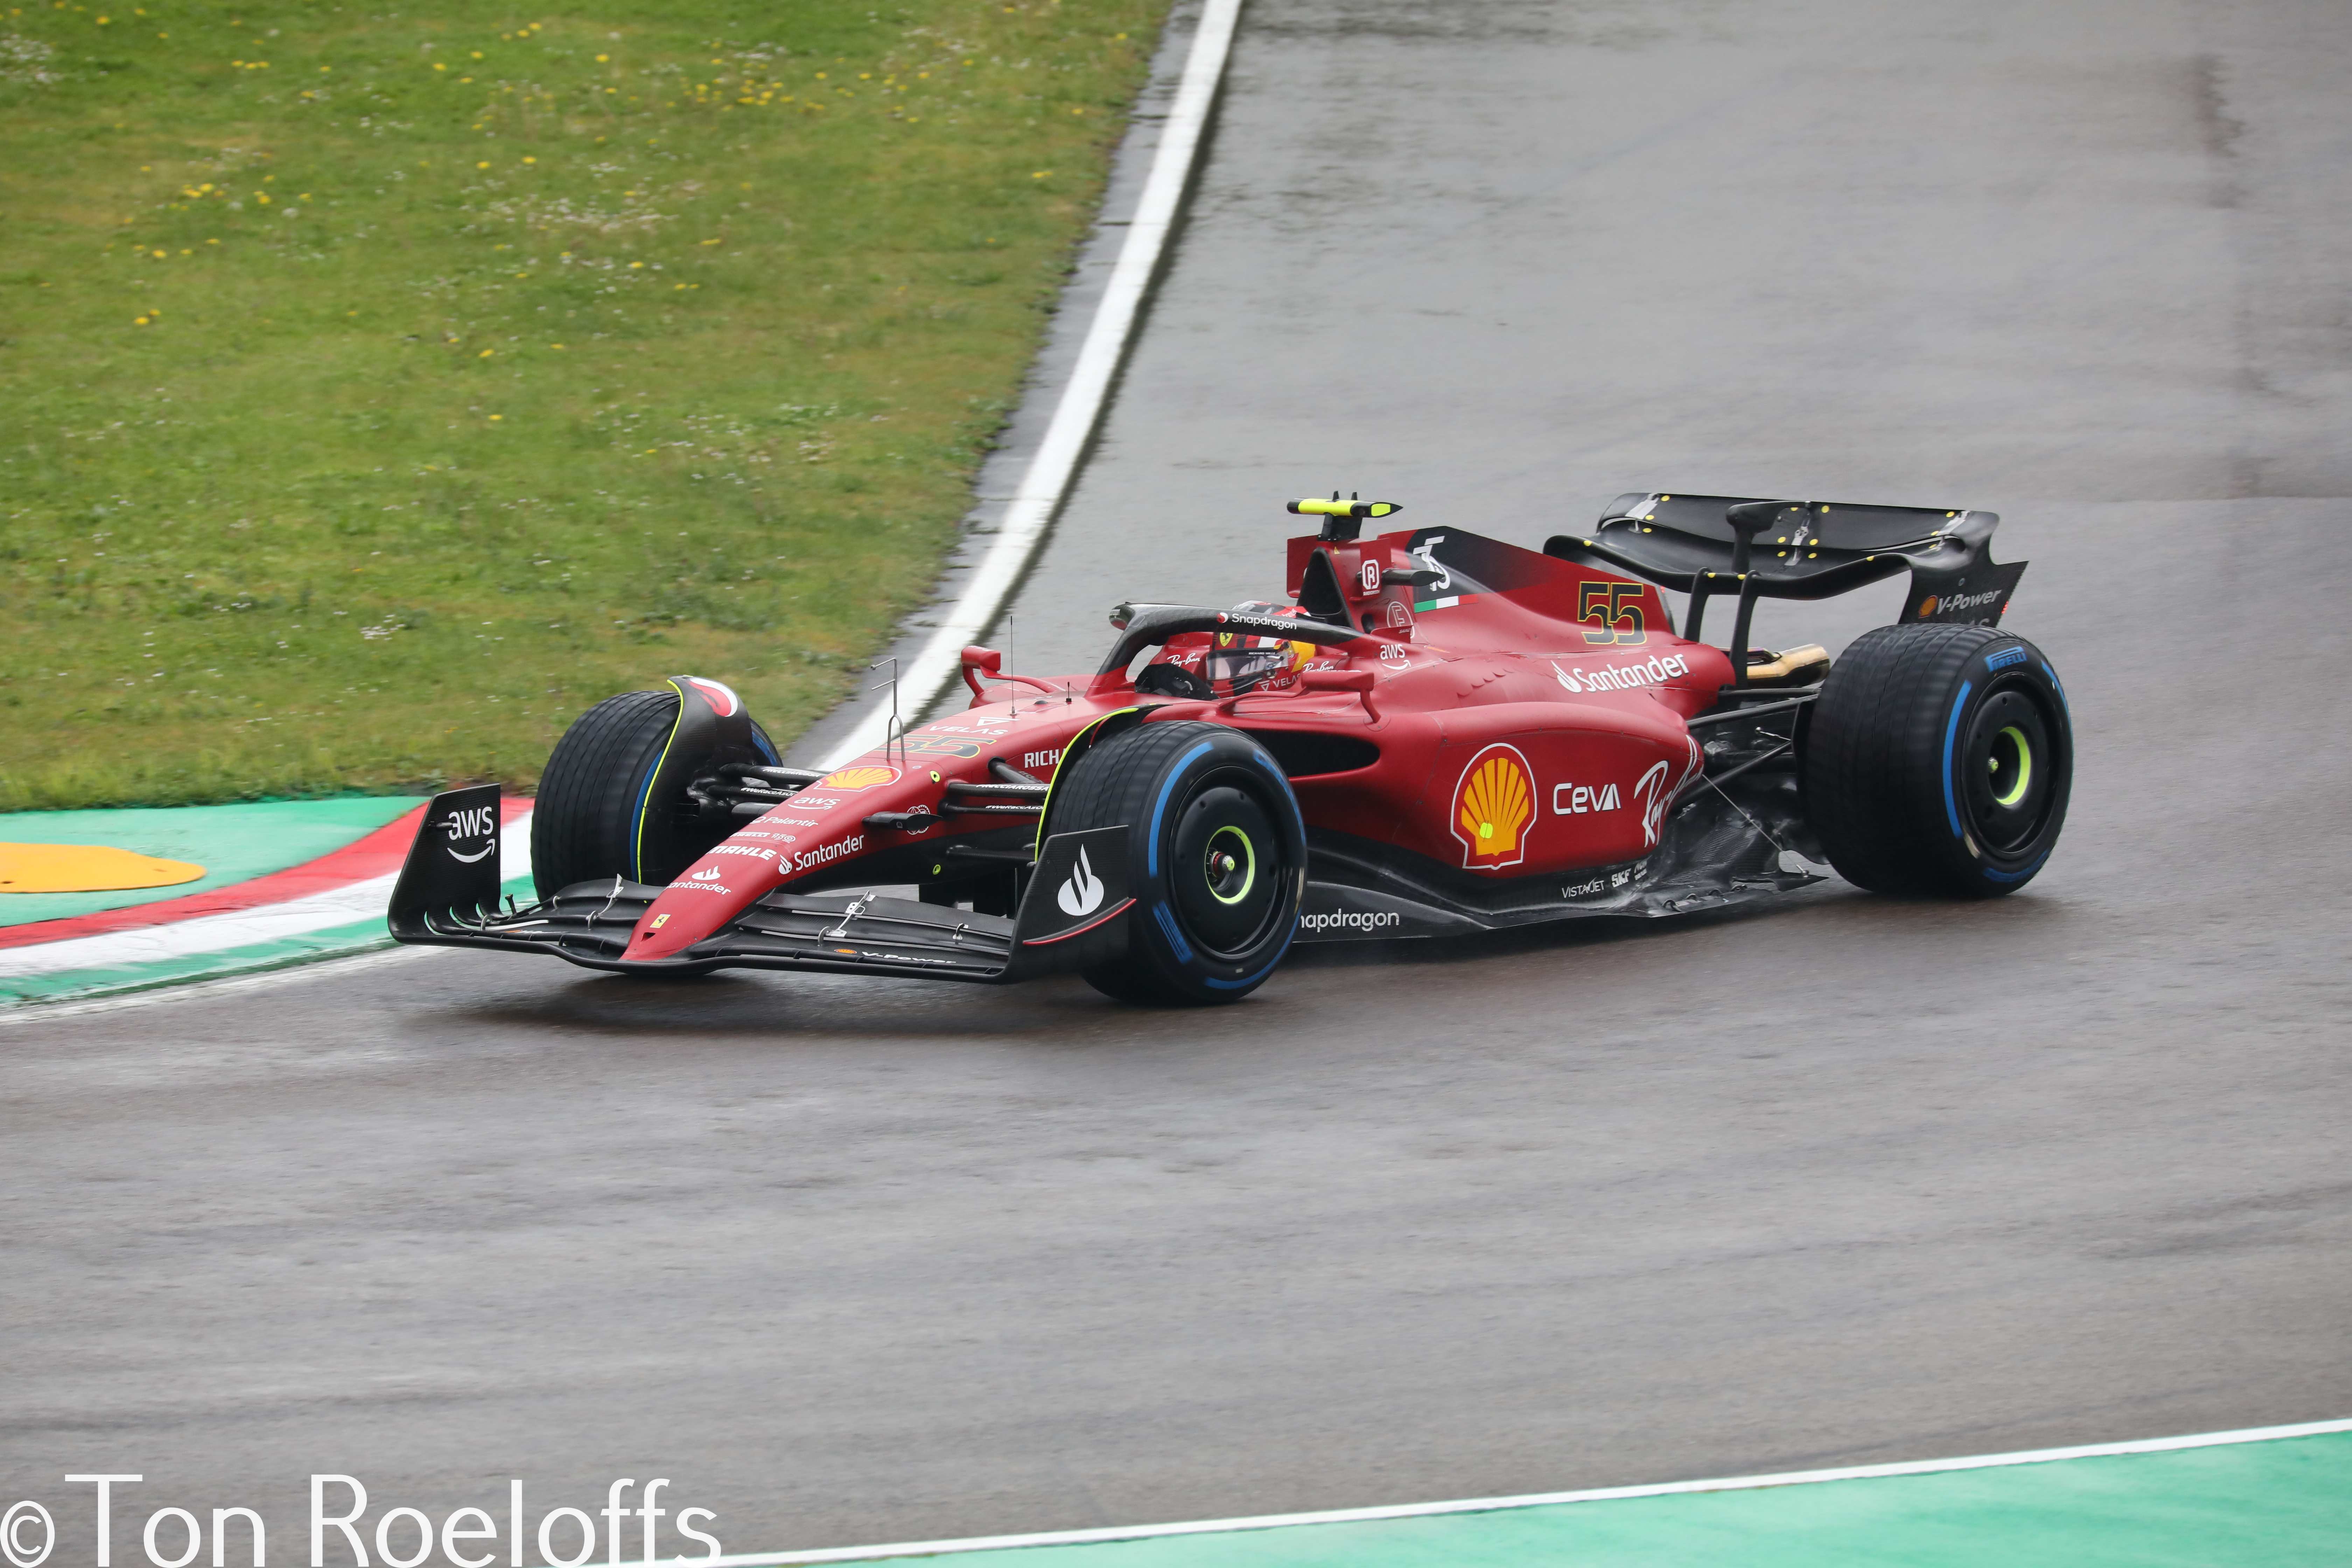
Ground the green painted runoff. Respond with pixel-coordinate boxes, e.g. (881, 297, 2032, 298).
(933, 1432, 2352, 1567)
(0, 797, 423, 926)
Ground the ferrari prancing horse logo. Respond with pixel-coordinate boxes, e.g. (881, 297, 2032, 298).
(1451, 744, 1535, 871)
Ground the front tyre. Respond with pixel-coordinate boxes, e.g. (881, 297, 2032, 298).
(1051, 721, 1307, 1005)
(531, 687, 776, 898)
(1801, 624, 2072, 897)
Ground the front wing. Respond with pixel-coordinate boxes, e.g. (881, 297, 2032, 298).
(389, 786, 1134, 983)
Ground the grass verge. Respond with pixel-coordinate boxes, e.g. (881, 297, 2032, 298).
(0, 0, 1166, 808)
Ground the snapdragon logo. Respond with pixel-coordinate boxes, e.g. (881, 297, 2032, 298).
(5, 1477, 720, 1568)
(1297, 907, 1402, 933)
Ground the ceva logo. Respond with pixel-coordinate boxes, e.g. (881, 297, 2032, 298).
(1056, 847, 1105, 917)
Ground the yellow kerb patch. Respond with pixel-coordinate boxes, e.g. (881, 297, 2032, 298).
(0, 844, 206, 893)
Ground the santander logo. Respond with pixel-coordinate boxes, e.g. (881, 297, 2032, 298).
(680, 676, 741, 717)
(689, 867, 724, 882)
(1056, 847, 1105, 917)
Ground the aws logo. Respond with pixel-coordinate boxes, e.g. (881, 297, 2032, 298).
(440, 803, 498, 863)
(1451, 743, 1534, 871)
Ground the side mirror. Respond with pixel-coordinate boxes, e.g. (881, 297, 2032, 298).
(960, 645, 1003, 700)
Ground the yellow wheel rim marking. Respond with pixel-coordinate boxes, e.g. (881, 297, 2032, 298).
(1990, 726, 2033, 808)
(1205, 825, 1256, 905)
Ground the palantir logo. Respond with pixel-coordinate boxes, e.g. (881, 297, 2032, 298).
(1056, 847, 1104, 917)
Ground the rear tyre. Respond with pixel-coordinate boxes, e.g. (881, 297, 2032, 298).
(1050, 721, 1307, 1005)
(531, 690, 775, 899)
(1801, 623, 2072, 897)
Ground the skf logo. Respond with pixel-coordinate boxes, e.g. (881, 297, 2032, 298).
(440, 803, 498, 863)
(1451, 743, 1534, 870)
(1056, 846, 1105, 917)
(816, 765, 901, 792)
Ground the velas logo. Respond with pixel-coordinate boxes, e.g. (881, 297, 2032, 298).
(679, 676, 741, 717)
(814, 765, 899, 792)
(440, 803, 498, 863)
(1056, 847, 1104, 917)
(1451, 743, 1535, 870)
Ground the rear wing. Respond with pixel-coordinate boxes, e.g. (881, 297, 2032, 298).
(1545, 492, 2026, 636)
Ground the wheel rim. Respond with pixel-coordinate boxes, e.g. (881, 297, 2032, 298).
(1203, 824, 1258, 905)
(1169, 776, 1286, 957)
(1961, 686, 2058, 854)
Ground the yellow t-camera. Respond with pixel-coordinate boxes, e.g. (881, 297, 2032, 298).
(1288, 496, 1402, 519)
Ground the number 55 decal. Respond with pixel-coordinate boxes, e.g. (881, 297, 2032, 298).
(1578, 582, 1648, 646)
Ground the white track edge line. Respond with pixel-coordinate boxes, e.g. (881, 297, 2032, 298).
(818, 0, 1242, 771)
(659, 1417, 2352, 1566)
(0, 941, 440, 1024)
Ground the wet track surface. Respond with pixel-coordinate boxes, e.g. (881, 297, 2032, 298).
(7, 0, 2350, 1554)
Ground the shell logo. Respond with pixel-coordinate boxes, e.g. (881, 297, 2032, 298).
(816, 764, 901, 792)
(1451, 743, 1535, 870)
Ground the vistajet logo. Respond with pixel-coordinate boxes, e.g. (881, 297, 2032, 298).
(4, 1477, 721, 1568)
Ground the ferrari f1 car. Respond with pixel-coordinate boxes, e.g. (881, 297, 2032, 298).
(389, 492, 2072, 1004)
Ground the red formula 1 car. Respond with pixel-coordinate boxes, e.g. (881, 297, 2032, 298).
(390, 492, 2072, 1004)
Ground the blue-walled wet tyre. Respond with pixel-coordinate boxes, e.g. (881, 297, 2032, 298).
(1050, 721, 1307, 1005)
(1801, 624, 2072, 897)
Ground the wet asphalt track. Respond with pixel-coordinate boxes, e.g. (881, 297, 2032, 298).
(7, 0, 2350, 1555)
